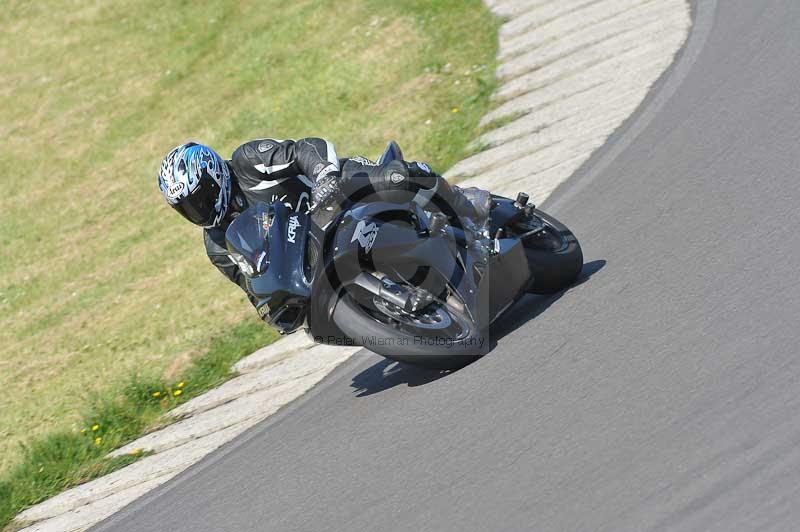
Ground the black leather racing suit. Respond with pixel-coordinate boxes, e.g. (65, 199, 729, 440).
(203, 137, 479, 311)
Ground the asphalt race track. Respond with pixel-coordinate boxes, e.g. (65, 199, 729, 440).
(96, 2, 800, 530)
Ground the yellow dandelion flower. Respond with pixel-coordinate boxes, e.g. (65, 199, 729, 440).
(91, 424, 100, 432)
(94, 437, 103, 446)
(451, 107, 460, 113)
(152, 391, 162, 398)
(177, 381, 185, 388)
(80, 428, 87, 434)
(173, 389, 183, 397)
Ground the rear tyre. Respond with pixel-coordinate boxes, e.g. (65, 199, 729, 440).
(516, 210, 583, 294)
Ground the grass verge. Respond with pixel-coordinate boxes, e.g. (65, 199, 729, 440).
(0, 0, 499, 474)
(0, 0, 499, 526)
(0, 321, 277, 530)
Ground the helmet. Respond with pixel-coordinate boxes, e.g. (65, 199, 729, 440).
(158, 142, 231, 227)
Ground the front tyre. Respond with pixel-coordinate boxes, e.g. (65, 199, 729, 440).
(330, 289, 486, 370)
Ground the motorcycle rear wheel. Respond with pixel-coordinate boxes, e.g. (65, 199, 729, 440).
(513, 209, 583, 294)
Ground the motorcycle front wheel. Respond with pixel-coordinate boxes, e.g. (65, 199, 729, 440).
(330, 286, 486, 370)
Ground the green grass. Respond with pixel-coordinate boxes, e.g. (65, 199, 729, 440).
(0, 321, 277, 530)
(0, 0, 498, 525)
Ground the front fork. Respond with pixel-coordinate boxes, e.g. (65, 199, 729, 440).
(350, 273, 435, 313)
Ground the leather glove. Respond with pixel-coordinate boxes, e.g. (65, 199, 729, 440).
(310, 170, 342, 210)
(407, 160, 438, 177)
(406, 161, 438, 189)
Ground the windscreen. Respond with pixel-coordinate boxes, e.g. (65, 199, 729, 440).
(225, 202, 271, 276)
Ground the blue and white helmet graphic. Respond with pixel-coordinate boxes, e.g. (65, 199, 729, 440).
(158, 142, 231, 227)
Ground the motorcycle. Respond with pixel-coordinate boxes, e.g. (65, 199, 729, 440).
(225, 142, 583, 369)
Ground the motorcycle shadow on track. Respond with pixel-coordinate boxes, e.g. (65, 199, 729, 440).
(350, 358, 449, 397)
(349, 259, 606, 397)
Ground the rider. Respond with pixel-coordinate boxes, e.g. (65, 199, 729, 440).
(157, 138, 489, 318)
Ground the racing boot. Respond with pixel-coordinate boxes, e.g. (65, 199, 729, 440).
(406, 162, 491, 230)
(314, 158, 491, 228)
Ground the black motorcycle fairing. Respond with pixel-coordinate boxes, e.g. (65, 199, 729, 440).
(481, 237, 530, 320)
(377, 140, 404, 165)
(225, 201, 313, 334)
(224, 201, 272, 276)
(224, 191, 560, 347)
(324, 199, 535, 330)
(306, 202, 425, 345)
(488, 195, 530, 234)
(320, 201, 499, 326)
(334, 203, 457, 278)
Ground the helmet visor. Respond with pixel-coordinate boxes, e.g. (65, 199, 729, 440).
(172, 176, 221, 226)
